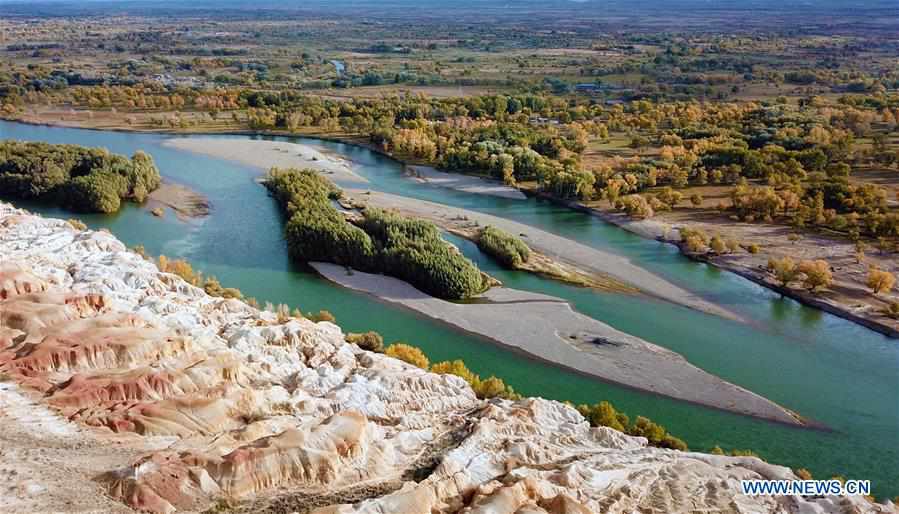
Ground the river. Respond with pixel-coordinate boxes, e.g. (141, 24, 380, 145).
(1, 120, 897, 497)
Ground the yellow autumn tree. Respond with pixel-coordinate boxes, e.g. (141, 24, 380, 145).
(867, 267, 896, 295)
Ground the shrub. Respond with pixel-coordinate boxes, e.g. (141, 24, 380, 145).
(157, 255, 203, 286)
(430, 359, 518, 399)
(659, 434, 689, 451)
(477, 225, 530, 267)
(885, 301, 899, 319)
(577, 401, 628, 432)
(66, 218, 87, 231)
(629, 415, 666, 444)
(308, 310, 336, 323)
(867, 267, 896, 295)
(680, 227, 709, 253)
(768, 256, 798, 286)
(617, 194, 654, 218)
(346, 331, 384, 352)
(385, 343, 430, 369)
(797, 259, 833, 291)
(709, 235, 727, 254)
(795, 468, 814, 480)
(576, 401, 687, 451)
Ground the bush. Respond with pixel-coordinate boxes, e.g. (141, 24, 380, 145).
(617, 194, 654, 218)
(883, 301, 899, 319)
(158, 255, 201, 285)
(797, 259, 833, 291)
(308, 310, 336, 323)
(430, 359, 518, 399)
(346, 331, 384, 352)
(66, 218, 87, 231)
(577, 401, 687, 451)
(867, 267, 896, 295)
(768, 256, 798, 286)
(680, 227, 709, 253)
(577, 401, 628, 432)
(709, 235, 727, 254)
(385, 343, 430, 369)
(0, 141, 160, 213)
(477, 225, 530, 267)
(795, 468, 814, 480)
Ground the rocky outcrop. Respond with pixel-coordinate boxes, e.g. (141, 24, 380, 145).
(0, 202, 893, 514)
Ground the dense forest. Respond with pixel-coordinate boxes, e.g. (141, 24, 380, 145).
(0, 141, 161, 212)
(263, 168, 487, 300)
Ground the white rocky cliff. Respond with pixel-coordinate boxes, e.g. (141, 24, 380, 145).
(0, 201, 893, 514)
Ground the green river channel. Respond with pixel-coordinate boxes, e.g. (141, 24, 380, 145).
(1, 120, 897, 497)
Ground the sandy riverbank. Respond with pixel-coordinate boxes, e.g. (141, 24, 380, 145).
(310, 262, 805, 426)
(347, 189, 740, 321)
(533, 190, 899, 339)
(405, 165, 527, 200)
(146, 180, 211, 220)
(656, 213, 899, 338)
(162, 137, 369, 184)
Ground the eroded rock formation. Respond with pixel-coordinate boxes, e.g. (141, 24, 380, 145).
(0, 202, 893, 514)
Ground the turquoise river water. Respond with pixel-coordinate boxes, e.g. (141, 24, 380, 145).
(1, 120, 897, 497)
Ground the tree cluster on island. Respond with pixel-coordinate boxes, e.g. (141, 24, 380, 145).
(0, 140, 161, 213)
(263, 167, 487, 300)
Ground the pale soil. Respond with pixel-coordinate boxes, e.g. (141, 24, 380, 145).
(657, 209, 899, 337)
(405, 165, 527, 200)
(146, 180, 211, 220)
(0, 381, 169, 514)
(162, 138, 369, 184)
(11, 107, 240, 133)
(576, 196, 899, 338)
(309, 262, 804, 426)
